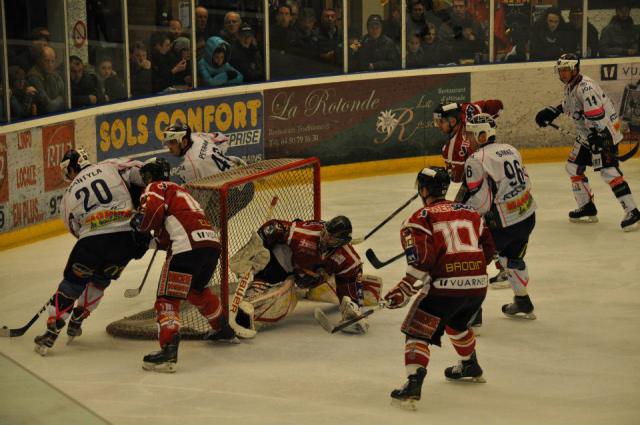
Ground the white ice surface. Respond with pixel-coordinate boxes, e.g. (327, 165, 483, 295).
(1, 160, 639, 425)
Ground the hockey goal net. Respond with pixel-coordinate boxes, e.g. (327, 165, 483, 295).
(106, 158, 321, 339)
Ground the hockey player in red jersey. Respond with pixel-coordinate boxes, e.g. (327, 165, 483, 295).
(536, 54, 640, 231)
(34, 149, 149, 356)
(131, 159, 237, 373)
(384, 167, 495, 410)
(230, 216, 370, 334)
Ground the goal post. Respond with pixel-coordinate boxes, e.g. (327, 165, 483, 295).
(106, 158, 321, 339)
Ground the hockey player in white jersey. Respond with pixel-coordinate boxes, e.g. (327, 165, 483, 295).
(34, 149, 150, 355)
(536, 53, 640, 231)
(161, 121, 254, 225)
(464, 114, 537, 319)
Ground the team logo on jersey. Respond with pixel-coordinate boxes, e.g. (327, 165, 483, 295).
(299, 239, 316, 250)
(464, 104, 476, 122)
(331, 252, 346, 265)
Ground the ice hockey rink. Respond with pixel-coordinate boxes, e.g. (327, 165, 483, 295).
(1, 159, 639, 425)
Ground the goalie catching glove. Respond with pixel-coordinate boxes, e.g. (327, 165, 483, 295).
(383, 275, 420, 309)
(229, 232, 270, 275)
(535, 105, 562, 128)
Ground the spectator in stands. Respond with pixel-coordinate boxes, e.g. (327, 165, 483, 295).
(452, 22, 485, 64)
(8, 65, 37, 119)
(69, 56, 103, 108)
(421, 23, 450, 66)
(168, 18, 185, 41)
(196, 6, 211, 59)
(447, 0, 486, 48)
(13, 27, 51, 74)
(229, 23, 264, 83)
(150, 31, 186, 93)
(172, 37, 193, 87)
(287, 0, 300, 26)
(291, 8, 329, 75)
(353, 14, 400, 72)
(530, 7, 575, 61)
(407, 0, 428, 40)
(384, 1, 402, 43)
(97, 57, 126, 102)
(407, 33, 427, 69)
(317, 8, 342, 69)
(26, 46, 65, 114)
(130, 41, 152, 97)
(270, 5, 298, 79)
(568, 8, 599, 58)
(599, 5, 638, 57)
(198, 36, 243, 87)
(220, 11, 242, 44)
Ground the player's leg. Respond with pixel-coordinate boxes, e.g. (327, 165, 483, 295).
(444, 295, 486, 383)
(566, 141, 598, 222)
(67, 282, 108, 340)
(597, 151, 640, 231)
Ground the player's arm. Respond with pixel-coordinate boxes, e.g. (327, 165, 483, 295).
(464, 157, 492, 215)
(478, 217, 496, 262)
(475, 99, 504, 118)
(61, 193, 80, 238)
(132, 183, 166, 233)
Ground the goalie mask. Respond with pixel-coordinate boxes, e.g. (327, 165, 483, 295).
(162, 121, 192, 156)
(465, 113, 496, 146)
(555, 53, 580, 84)
(320, 215, 353, 252)
(416, 166, 450, 199)
(60, 148, 91, 182)
(140, 158, 171, 185)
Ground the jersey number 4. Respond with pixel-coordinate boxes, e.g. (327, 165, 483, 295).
(75, 179, 113, 212)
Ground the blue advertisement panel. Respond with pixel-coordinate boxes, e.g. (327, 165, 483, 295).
(95, 93, 264, 167)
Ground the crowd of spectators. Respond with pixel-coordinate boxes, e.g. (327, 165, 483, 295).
(3, 2, 640, 121)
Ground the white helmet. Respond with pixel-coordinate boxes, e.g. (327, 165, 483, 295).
(466, 113, 496, 144)
(555, 53, 580, 82)
(60, 148, 91, 182)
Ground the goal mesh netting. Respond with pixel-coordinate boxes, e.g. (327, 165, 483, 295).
(106, 158, 321, 339)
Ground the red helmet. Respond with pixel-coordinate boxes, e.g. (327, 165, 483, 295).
(442, 135, 474, 183)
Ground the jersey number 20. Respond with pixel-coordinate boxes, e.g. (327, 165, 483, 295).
(75, 179, 113, 212)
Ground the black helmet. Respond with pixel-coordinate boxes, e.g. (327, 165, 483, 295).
(60, 148, 91, 182)
(162, 120, 191, 154)
(416, 166, 450, 197)
(322, 215, 353, 250)
(433, 102, 461, 121)
(141, 158, 171, 185)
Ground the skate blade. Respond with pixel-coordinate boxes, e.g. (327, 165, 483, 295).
(489, 281, 511, 290)
(569, 216, 598, 223)
(446, 375, 486, 383)
(34, 344, 49, 356)
(208, 336, 241, 344)
(622, 222, 639, 232)
(142, 361, 177, 373)
(391, 397, 418, 411)
(503, 311, 537, 320)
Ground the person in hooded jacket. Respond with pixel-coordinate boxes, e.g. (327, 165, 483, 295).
(198, 36, 244, 87)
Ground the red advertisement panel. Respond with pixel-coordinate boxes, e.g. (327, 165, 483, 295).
(42, 122, 75, 192)
(0, 136, 8, 203)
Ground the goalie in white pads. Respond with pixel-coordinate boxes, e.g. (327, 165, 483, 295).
(384, 167, 495, 410)
(229, 216, 377, 334)
(464, 113, 537, 319)
(34, 149, 149, 355)
(535, 54, 640, 231)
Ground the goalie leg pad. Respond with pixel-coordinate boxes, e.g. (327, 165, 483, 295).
(231, 301, 257, 339)
(249, 276, 298, 327)
(339, 296, 369, 334)
(361, 274, 383, 306)
(230, 232, 271, 275)
(155, 297, 181, 347)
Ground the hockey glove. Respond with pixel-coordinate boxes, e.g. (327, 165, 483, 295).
(294, 270, 325, 289)
(535, 105, 562, 128)
(384, 276, 419, 309)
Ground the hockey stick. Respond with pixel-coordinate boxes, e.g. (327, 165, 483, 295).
(548, 123, 639, 161)
(365, 248, 404, 269)
(351, 193, 419, 244)
(315, 303, 384, 334)
(228, 195, 279, 339)
(0, 300, 51, 337)
(124, 248, 158, 298)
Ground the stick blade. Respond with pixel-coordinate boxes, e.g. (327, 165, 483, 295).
(365, 249, 385, 269)
(0, 327, 10, 337)
(314, 308, 335, 333)
(123, 289, 140, 298)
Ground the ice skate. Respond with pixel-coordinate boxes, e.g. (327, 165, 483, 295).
(205, 316, 240, 344)
(502, 295, 536, 320)
(621, 208, 640, 232)
(489, 269, 510, 289)
(143, 334, 179, 373)
(444, 352, 486, 383)
(34, 318, 64, 356)
(569, 201, 598, 223)
(66, 307, 86, 344)
(390, 367, 426, 411)
(338, 296, 369, 334)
